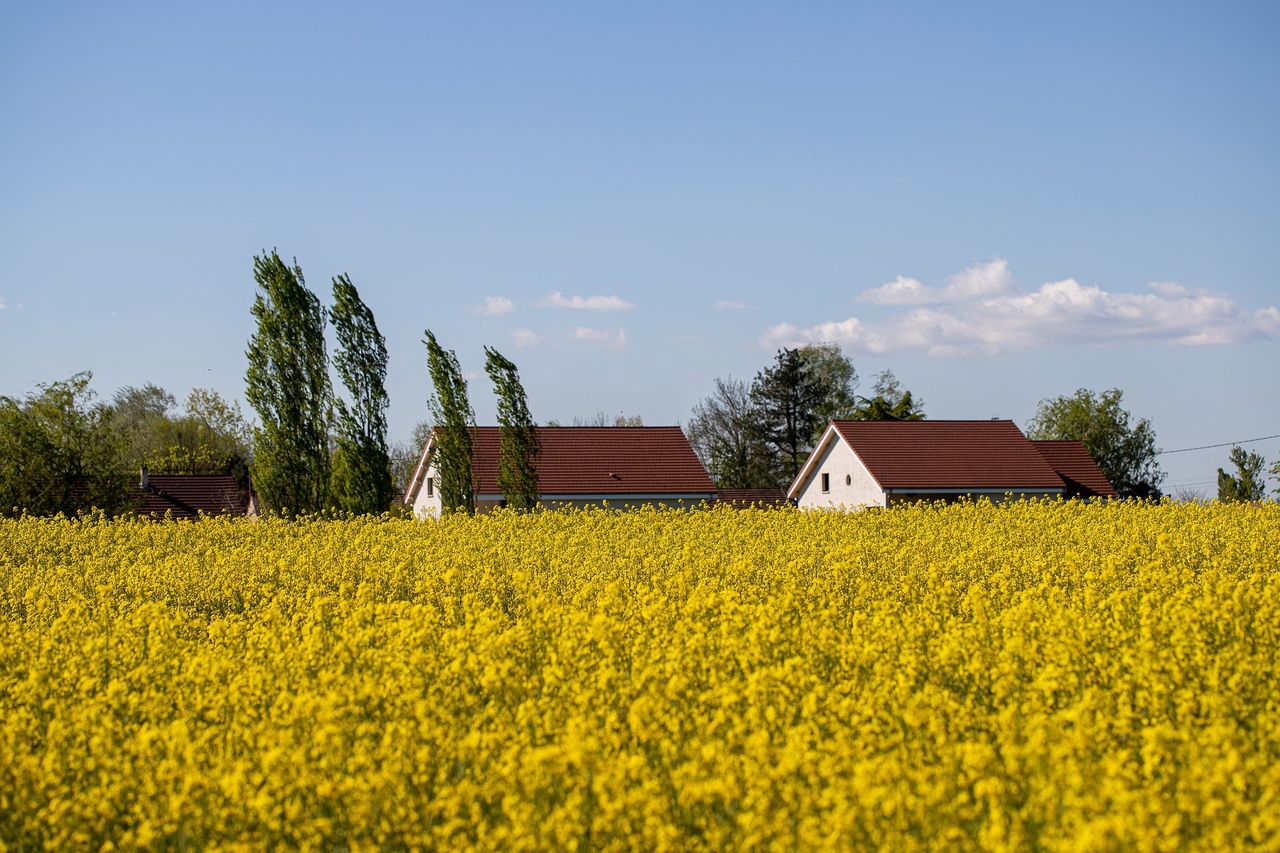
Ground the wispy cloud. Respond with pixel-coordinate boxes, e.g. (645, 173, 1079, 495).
(764, 261, 1279, 355)
(542, 291, 635, 311)
(858, 258, 1016, 305)
(0, 295, 7, 311)
(474, 295, 515, 316)
(513, 328, 546, 348)
(715, 300, 748, 311)
(573, 327, 628, 348)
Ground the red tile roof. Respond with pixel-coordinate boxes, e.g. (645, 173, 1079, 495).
(132, 475, 253, 519)
(1033, 441, 1116, 498)
(827, 420, 1066, 491)
(409, 427, 715, 500)
(714, 488, 792, 507)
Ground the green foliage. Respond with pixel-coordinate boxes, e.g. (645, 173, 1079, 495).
(244, 251, 331, 516)
(112, 386, 252, 476)
(686, 377, 776, 489)
(424, 330, 475, 515)
(751, 346, 858, 486)
(853, 370, 926, 421)
(802, 343, 860, 432)
(484, 347, 540, 510)
(1027, 388, 1164, 499)
(329, 274, 394, 515)
(1217, 446, 1267, 502)
(690, 344, 862, 489)
(0, 373, 129, 516)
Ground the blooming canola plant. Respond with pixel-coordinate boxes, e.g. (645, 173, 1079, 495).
(0, 501, 1277, 849)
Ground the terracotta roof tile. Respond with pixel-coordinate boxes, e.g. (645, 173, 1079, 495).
(1033, 441, 1117, 498)
(412, 427, 716, 499)
(830, 420, 1066, 490)
(132, 475, 253, 519)
(714, 488, 791, 507)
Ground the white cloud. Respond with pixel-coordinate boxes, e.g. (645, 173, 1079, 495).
(513, 328, 546, 348)
(541, 291, 635, 311)
(858, 276, 932, 305)
(0, 295, 6, 310)
(858, 259, 1016, 305)
(474, 295, 515, 316)
(765, 263, 1279, 356)
(573, 327, 628, 348)
(715, 300, 748, 311)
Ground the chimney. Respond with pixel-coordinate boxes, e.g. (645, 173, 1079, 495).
(140, 466, 151, 492)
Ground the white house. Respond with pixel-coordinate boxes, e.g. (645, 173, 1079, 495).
(404, 426, 717, 518)
(787, 420, 1112, 510)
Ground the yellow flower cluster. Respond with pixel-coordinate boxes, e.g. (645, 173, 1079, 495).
(1, 501, 1278, 850)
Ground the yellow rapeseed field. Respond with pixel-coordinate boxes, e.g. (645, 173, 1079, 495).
(1, 501, 1278, 850)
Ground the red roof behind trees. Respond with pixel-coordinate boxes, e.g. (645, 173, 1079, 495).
(826, 420, 1066, 491)
(714, 488, 791, 507)
(132, 475, 253, 519)
(1032, 440, 1117, 498)
(409, 426, 715, 500)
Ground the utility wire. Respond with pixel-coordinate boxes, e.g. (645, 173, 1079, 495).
(1157, 433, 1280, 455)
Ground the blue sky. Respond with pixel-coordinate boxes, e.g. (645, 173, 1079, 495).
(2, 1, 1277, 495)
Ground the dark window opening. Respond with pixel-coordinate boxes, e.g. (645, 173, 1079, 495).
(821, 473, 830, 493)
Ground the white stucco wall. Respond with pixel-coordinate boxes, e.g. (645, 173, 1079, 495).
(794, 436, 885, 511)
(410, 461, 444, 519)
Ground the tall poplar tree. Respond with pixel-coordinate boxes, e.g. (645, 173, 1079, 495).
(244, 251, 331, 515)
(424, 330, 475, 514)
(329, 274, 394, 514)
(484, 346, 539, 509)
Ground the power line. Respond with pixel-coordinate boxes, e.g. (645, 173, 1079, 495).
(1157, 433, 1280, 456)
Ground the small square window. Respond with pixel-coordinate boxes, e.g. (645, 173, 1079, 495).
(821, 473, 830, 493)
(426, 477, 434, 497)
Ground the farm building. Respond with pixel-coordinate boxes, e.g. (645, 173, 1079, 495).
(788, 420, 1114, 510)
(130, 468, 257, 519)
(404, 426, 716, 518)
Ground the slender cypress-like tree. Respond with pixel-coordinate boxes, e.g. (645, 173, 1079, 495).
(484, 346, 539, 509)
(245, 251, 331, 515)
(329, 274, 394, 514)
(424, 330, 475, 514)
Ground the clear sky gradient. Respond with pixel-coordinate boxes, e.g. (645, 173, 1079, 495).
(2, 1, 1277, 495)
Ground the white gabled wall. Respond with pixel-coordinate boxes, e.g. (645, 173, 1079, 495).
(411, 459, 444, 519)
(795, 434, 885, 510)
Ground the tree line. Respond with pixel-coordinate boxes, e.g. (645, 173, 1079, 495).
(686, 351, 1183, 500)
(4, 249, 1274, 517)
(0, 374, 252, 516)
(244, 251, 539, 517)
(685, 344, 925, 490)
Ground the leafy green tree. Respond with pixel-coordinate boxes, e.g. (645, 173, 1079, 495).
(1027, 388, 1164, 499)
(0, 372, 129, 516)
(244, 251, 331, 515)
(112, 386, 252, 476)
(484, 346, 540, 509)
(853, 370, 926, 421)
(802, 343, 860, 433)
(424, 330, 475, 514)
(751, 348, 830, 486)
(1272, 459, 1280, 499)
(687, 377, 777, 489)
(329, 274, 394, 514)
(1217, 446, 1267, 502)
